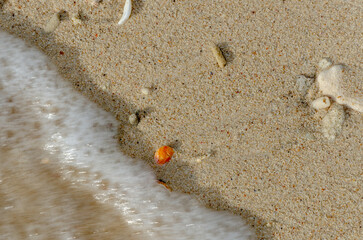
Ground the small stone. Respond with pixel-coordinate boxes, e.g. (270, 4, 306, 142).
(88, 0, 102, 6)
(100, 85, 107, 91)
(321, 103, 345, 140)
(141, 87, 151, 95)
(71, 15, 82, 25)
(194, 150, 213, 163)
(195, 154, 208, 163)
(44, 12, 61, 33)
(40, 158, 50, 164)
(128, 113, 139, 125)
(44, 10, 68, 33)
(311, 97, 331, 110)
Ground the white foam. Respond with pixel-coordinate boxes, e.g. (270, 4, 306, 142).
(0, 31, 254, 240)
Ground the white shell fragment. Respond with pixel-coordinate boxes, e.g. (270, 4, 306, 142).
(321, 103, 345, 140)
(318, 58, 333, 71)
(40, 158, 50, 164)
(128, 113, 138, 125)
(210, 42, 227, 68)
(44, 12, 61, 33)
(317, 64, 363, 113)
(118, 0, 132, 25)
(194, 151, 213, 163)
(311, 97, 331, 110)
(195, 154, 209, 163)
(71, 15, 82, 25)
(141, 87, 151, 95)
(88, 0, 102, 6)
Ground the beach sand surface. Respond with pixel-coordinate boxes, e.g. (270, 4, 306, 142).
(1, 0, 362, 239)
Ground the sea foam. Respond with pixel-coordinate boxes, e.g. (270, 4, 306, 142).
(0, 31, 254, 240)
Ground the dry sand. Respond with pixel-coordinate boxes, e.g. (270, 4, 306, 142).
(0, 0, 362, 239)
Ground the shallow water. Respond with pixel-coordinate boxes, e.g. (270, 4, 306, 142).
(0, 31, 254, 239)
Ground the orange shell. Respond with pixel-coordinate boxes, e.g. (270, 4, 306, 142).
(154, 146, 174, 165)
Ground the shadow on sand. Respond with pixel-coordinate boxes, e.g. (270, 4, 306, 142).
(0, 5, 272, 238)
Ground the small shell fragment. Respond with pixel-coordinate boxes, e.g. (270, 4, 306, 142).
(141, 87, 151, 95)
(40, 158, 50, 164)
(118, 0, 132, 25)
(128, 113, 139, 125)
(72, 10, 87, 24)
(210, 43, 227, 68)
(154, 146, 174, 165)
(318, 58, 333, 71)
(71, 15, 82, 25)
(194, 150, 213, 163)
(44, 12, 61, 33)
(311, 97, 331, 110)
(157, 179, 172, 191)
(89, 0, 102, 5)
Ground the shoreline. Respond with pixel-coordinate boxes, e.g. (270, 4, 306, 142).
(0, 30, 254, 239)
(1, 1, 362, 239)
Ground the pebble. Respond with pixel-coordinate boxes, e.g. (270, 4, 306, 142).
(311, 97, 331, 110)
(321, 103, 345, 140)
(88, 0, 102, 6)
(128, 113, 139, 125)
(195, 154, 209, 163)
(40, 158, 50, 164)
(71, 15, 82, 25)
(141, 87, 151, 95)
(44, 12, 61, 33)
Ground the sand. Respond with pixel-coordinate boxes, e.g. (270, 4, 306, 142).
(0, 149, 142, 240)
(0, 0, 362, 239)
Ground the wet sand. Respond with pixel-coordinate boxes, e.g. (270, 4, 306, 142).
(1, 0, 362, 239)
(0, 148, 142, 240)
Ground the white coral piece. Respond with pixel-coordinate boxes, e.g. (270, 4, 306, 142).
(317, 64, 363, 113)
(311, 97, 331, 110)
